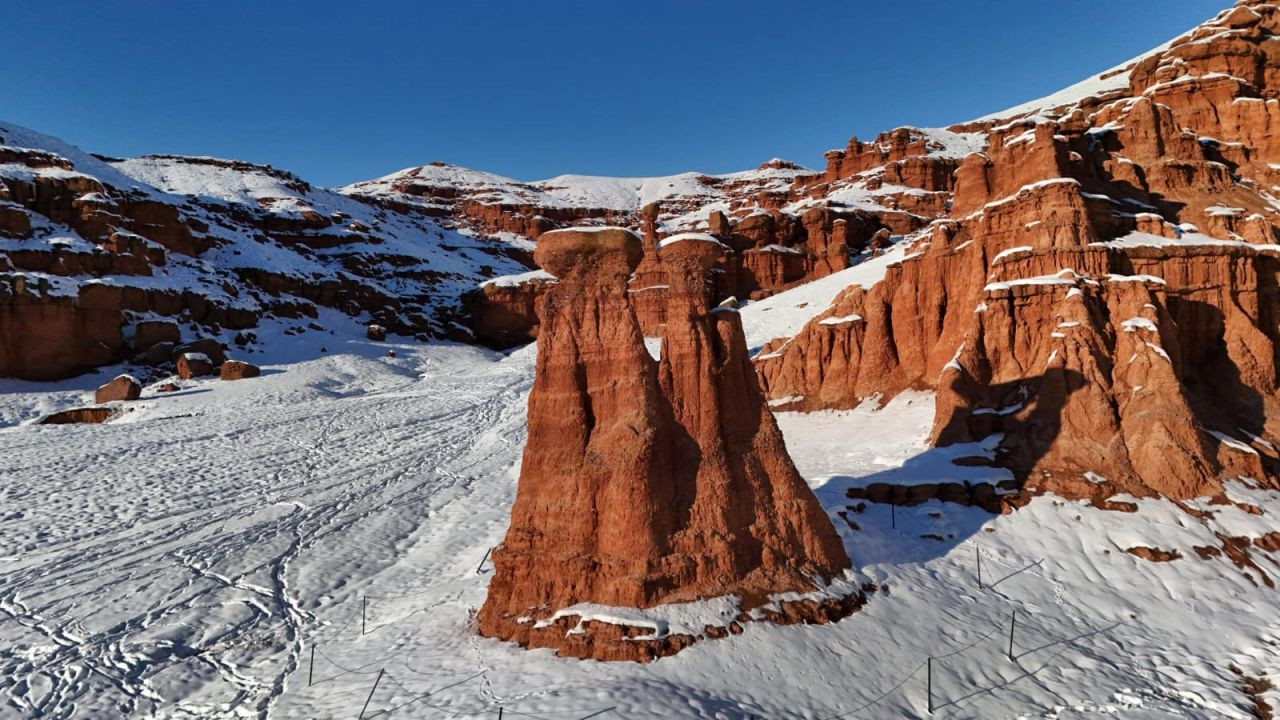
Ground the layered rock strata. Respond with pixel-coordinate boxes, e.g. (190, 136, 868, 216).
(755, 0, 1280, 505)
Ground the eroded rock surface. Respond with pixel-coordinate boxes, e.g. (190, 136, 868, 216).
(478, 228, 854, 661)
(756, 0, 1280, 504)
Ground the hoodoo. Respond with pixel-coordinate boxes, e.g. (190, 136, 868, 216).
(477, 227, 856, 661)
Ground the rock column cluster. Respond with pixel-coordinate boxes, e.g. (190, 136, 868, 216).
(478, 228, 854, 661)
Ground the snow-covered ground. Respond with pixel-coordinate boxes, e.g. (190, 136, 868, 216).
(3, 281, 1280, 718)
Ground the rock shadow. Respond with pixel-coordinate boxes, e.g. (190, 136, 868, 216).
(811, 370, 1086, 567)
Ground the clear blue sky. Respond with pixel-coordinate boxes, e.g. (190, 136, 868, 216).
(2, 1, 1222, 186)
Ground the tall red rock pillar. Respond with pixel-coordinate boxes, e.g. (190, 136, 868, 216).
(478, 228, 856, 661)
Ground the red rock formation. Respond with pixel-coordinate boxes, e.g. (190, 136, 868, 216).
(94, 374, 141, 403)
(478, 227, 854, 661)
(463, 273, 557, 349)
(177, 352, 214, 379)
(132, 320, 180, 353)
(754, 2, 1280, 505)
(0, 278, 123, 381)
(219, 360, 260, 380)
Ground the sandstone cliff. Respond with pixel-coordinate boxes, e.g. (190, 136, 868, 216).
(755, 0, 1280, 504)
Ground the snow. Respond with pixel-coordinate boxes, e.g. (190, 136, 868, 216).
(740, 241, 911, 353)
(943, 343, 966, 373)
(991, 245, 1033, 264)
(533, 596, 744, 640)
(1144, 342, 1172, 363)
(0, 121, 155, 193)
(8, 16, 1280, 713)
(911, 127, 989, 159)
(976, 178, 1082, 216)
(479, 269, 557, 288)
(1106, 273, 1168, 285)
(983, 270, 1080, 293)
(343, 161, 815, 216)
(3, 329, 1280, 717)
(1091, 230, 1280, 254)
(536, 172, 721, 211)
(974, 37, 1176, 122)
(643, 337, 662, 361)
(1207, 430, 1259, 456)
(111, 156, 311, 209)
(1121, 317, 1158, 333)
(656, 232, 726, 250)
(818, 313, 864, 326)
(757, 243, 804, 254)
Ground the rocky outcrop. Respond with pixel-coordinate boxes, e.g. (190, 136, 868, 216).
(0, 277, 123, 381)
(463, 272, 558, 349)
(478, 228, 854, 661)
(755, 1, 1280, 505)
(0, 133, 537, 380)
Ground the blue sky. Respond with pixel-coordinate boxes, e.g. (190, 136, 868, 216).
(2, 1, 1222, 186)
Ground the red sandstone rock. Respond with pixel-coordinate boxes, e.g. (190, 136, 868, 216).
(478, 227, 852, 661)
(132, 320, 180, 352)
(176, 352, 214, 379)
(463, 274, 557, 349)
(366, 324, 386, 341)
(173, 339, 226, 367)
(0, 275, 123, 380)
(219, 360, 260, 380)
(755, 6, 1280, 505)
(94, 374, 141, 403)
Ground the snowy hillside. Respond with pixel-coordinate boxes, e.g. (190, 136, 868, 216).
(0, 120, 533, 381)
(2, 293, 1276, 717)
(343, 161, 814, 215)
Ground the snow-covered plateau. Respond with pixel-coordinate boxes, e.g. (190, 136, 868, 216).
(2, 283, 1277, 719)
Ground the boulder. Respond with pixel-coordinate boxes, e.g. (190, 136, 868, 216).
(176, 352, 214, 379)
(173, 338, 226, 366)
(219, 360, 260, 381)
(94, 374, 141, 403)
(366, 324, 386, 341)
(132, 320, 180, 352)
(142, 341, 175, 367)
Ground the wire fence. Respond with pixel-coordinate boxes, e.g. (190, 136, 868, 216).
(302, 503, 1123, 719)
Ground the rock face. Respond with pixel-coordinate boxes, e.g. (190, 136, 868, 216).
(478, 228, 853, 661)
(0, 129, 536, 381)
(462, 271, 558, 349)
(755, 0, 1280, 505)
(94, 374, 141, 403)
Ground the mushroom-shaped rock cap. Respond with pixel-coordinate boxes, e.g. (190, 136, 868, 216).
(534, 227, 643, 277)
(657, 232, 728, 270)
